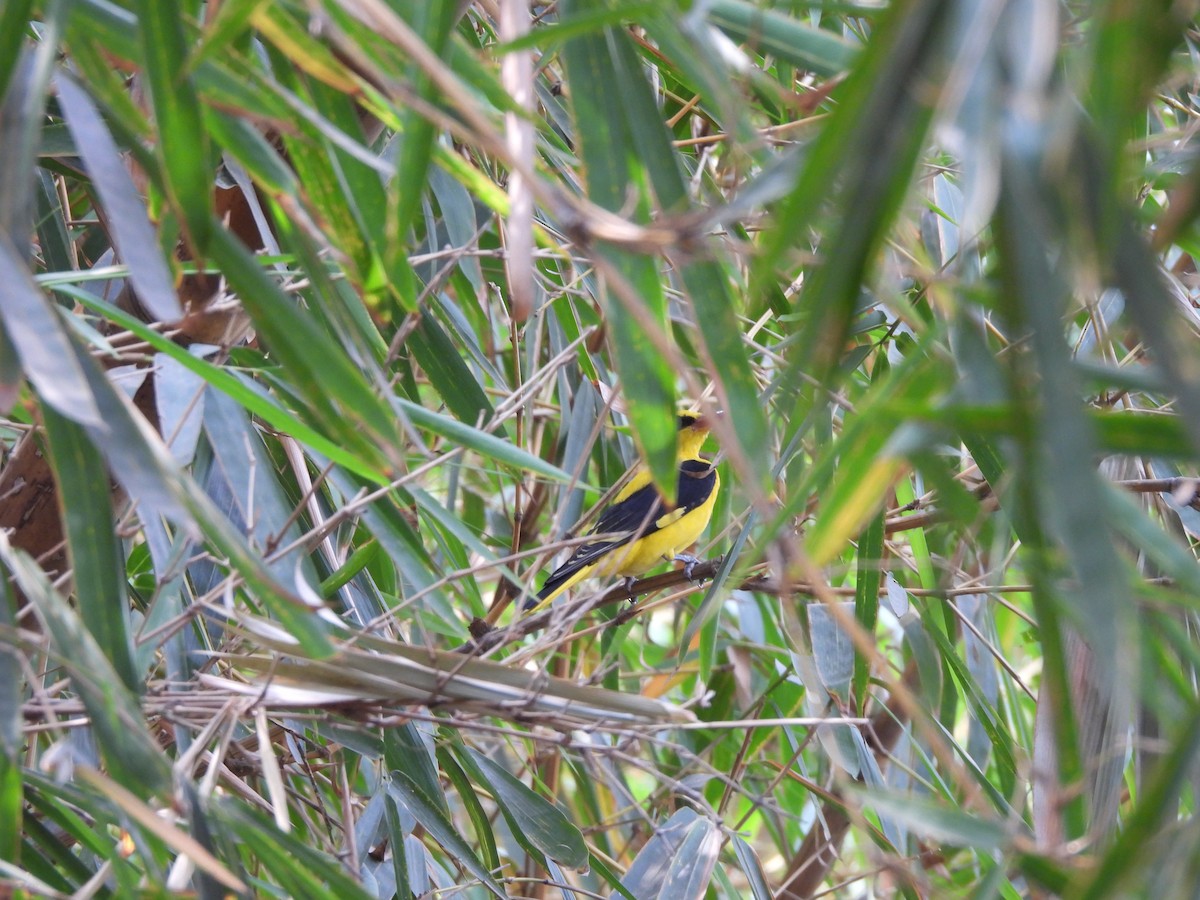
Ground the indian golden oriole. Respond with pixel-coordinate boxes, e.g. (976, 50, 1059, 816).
(526, 411, 719, 613)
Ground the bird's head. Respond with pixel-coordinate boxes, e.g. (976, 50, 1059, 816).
(676, 409, 717, 459)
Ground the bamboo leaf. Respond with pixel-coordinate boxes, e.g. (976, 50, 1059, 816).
(40, 402, 138, 691)
(471, 750, 588, 868)
(0, 537, 170, 796)
(847, 786, 1011, 852)
(620, 808, 721, 900)
(134, 0, 213, 249)
(558, 10, 677, 491)
(707, 0, 857, 77)
(0, 241, 103, 428)
(0, 573, 20, 863)
(387, 766, 505, 899)
(55, 73, 182, 323)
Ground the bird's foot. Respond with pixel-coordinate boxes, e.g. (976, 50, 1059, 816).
(622, 576, 638, 602)
(674, 553, 703, 582)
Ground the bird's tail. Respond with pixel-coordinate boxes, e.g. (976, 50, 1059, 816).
(524, 565, 592, 612)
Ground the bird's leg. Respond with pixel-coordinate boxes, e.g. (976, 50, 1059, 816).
(673, 553, 703, 582)
(622, 576, 638, 602)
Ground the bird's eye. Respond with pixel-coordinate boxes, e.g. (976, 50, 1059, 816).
(677, 414, 698, 429)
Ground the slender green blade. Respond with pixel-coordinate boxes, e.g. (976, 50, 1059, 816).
(387, 766, 505, 898)
(55, 73, 182, 322)
(559, 9, 676, 490)
(135, 0, 212, 249)
(0, 572, 20, 864)
(41, 402, 138, 691)
(0, 240, 102, 427)
(707, 0, 857, 77)
(0, 538, 170, 796)
(853, 509, 883, 712)
(471, 750, 588, 868)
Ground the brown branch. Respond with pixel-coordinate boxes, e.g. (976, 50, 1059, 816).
(458, 552, 1053, 657)
(883, 475, 1200, 533)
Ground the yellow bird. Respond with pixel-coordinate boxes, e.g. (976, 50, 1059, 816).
(527, 411, 719, 613)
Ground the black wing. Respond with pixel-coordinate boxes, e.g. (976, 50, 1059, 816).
(536, 460, 716, 600)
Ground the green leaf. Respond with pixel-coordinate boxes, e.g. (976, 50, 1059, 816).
(0, 0, 34, 101)
(681, 260, 770, 480)
(848, 786, 1010, 852)
(754, 0, 948, 387)
(387, 766, 505, 898)
(218, 801, 372, 900)
(620, 808, 721, 899)
(383, 724, 447, 818)
(809, 601, 855, 702)
(0, 30, 54, 241)
(437, 747, 501, 875)
(558, 11, 677, 491)
(1102, 481, 1200, 596)
(471, 749, 588, 868)
(55, 73, 182, 322)
(40, 402, 138, 691)
(853, 509, 883, 712)
(0, 241, 103, 427)
(1075, 707, 1200, 899)
(134, 0, 212, 249)
(730, 835, 773, 900)
(409, 308, 496, 426)
(37, 333, 333, 657)
(0, 572, 20, 864)
(588, 24, 768, 483)
(707, 0, 858, 77)
(381, 0, 459, 252)
(0, 537, 170, 796)
(384, 794, 412, 898)
(62, 287, 392, 483)
(206, 226, 405, 469)
(395, 396, 572, 484)
(0, 754, 19, 866)
(0, 321, 18, 412)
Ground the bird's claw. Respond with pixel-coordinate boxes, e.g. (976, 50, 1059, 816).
(674, 553, 703, 582)
(622, 576, 638, 602)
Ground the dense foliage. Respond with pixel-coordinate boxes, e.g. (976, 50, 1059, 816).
(4, 0, 1200, 897)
